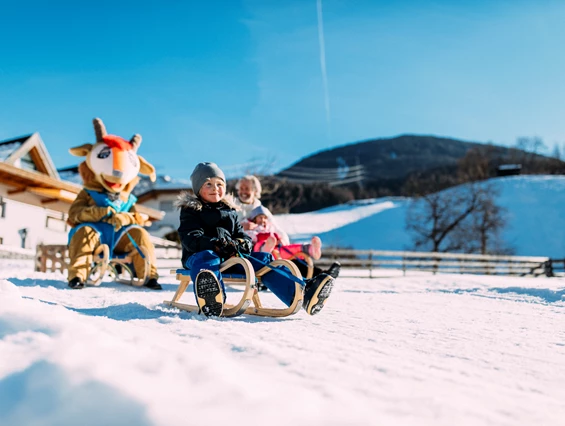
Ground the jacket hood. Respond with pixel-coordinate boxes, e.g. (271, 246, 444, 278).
(174, 191, 238, 211)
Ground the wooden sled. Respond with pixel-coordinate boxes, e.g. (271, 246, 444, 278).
(164, 258, 304, 318)
(86, 244, 151, 287)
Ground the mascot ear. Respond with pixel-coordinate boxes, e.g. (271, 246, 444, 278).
(138, 155, 156, 182)
(69, 144, 93, 157)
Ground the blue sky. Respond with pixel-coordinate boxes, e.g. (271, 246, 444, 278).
(1, 0, 565, 179)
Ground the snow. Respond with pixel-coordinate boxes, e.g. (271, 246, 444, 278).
(1, 264, 564, 425)
(2, 176, 565, 426)
(0, 140, 23, 161)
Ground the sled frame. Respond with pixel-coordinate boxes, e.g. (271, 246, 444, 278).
(164, 257, 256, 317)
(244, 259, 304, 317)
(86, 244, 151, 287)
(165, 258, 304, 318)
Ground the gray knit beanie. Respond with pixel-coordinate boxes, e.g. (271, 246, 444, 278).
(190, 162, 226, 195)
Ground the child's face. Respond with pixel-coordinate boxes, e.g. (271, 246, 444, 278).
(199, 177, 226, 203)
(253, 214, 269, 227)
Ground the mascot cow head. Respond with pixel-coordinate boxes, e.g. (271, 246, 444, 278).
(69, 118, 156, 193)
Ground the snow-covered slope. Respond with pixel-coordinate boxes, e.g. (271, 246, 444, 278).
(279, 176, 565, 257)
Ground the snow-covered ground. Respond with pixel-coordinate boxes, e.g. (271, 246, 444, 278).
(1, 260, 564, 426)
(2, 175, 565, 426)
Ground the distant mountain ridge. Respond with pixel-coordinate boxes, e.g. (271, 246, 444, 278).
(277, 134, 502, 184)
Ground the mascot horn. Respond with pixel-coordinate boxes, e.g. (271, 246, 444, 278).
(66, 118, 162, 290)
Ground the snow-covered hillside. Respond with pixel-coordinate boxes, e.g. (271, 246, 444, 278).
(279, 176, 565, 258)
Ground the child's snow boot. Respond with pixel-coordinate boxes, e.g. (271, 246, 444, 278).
(194, 270, 224, 317)
(303, 272, 334, 315)
(324, 261, 341, 279)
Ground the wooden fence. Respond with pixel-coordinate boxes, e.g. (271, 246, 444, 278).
(35, 236, 183, 275)
(34, 242, 552, 278)
(315, 249, 551, 278)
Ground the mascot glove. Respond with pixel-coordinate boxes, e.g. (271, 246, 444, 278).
(76, 206, 115, 223)
(133, 212, 151, 227)
(105, 212, 136, 231)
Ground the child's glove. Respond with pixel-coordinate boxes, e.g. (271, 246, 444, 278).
(214, 237, 238, 258)
(105, 212, 136, 230)
(234, 238, 252, 255)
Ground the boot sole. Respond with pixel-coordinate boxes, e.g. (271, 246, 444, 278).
(306, 276, 334, 315)
(194, 270, 224, 317)
(68, 280, 85, 289)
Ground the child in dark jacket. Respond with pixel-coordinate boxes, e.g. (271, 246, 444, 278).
(177, 162, 334, 317)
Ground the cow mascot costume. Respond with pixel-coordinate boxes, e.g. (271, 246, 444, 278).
(66, 118, 161, 290)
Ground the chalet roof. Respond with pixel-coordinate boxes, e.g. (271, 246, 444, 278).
(0, 133, 59, 179)
(57, 165, 82, 185)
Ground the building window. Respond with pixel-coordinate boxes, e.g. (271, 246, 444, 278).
(46, 211, 68, 232)
(17, 152, 38, 172)
(18, 228, 28, 249)
(159, 200, 174, 211)
(0, 197, 5, 218)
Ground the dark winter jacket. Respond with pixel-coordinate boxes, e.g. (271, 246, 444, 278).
(176, 192, 252, 267)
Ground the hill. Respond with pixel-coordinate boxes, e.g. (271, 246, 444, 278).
(266, 135, 565, 213)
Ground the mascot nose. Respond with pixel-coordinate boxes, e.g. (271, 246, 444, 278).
(112, 148, 127, 178)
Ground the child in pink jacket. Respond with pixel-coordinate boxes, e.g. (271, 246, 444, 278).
(246, 205, 322, 260)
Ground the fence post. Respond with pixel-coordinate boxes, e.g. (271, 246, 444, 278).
(544, 259, 554, 277)
(369, 251, 373, 278)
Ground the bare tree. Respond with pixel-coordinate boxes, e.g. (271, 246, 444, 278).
(457, 146, 492, 182)
(406, 179, 511, 254)
(515, 136, 546, 155)
(405, 183, 482, 252)
(260, 177, 304, 213)
(449, 184, 511, 254)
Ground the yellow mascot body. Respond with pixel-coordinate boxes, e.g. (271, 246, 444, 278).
(66, 118, 161, 290)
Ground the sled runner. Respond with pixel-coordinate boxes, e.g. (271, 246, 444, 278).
(70, 223, 151, 287)
(164, 258, 304, 318)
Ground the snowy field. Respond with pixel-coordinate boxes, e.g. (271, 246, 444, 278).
(1, 259, 564, 426)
